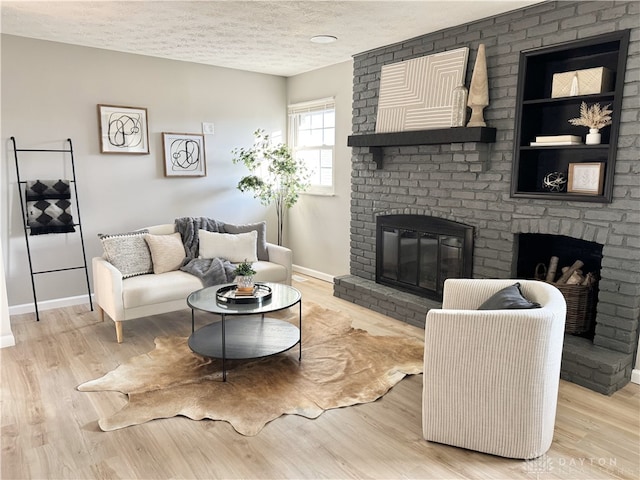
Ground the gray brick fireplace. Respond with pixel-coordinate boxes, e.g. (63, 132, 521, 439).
(334, 1, 639, 394)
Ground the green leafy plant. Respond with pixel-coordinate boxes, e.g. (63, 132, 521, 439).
(568, 102, 613, 130)
(234, 260, 256, 277)
(232, 129, 309, 245)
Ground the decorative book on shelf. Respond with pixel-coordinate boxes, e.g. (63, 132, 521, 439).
(530, 135, 582, 146)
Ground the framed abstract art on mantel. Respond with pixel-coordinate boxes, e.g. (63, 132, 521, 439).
(162, 132, 207, 177)
(98, 104, 149, 154)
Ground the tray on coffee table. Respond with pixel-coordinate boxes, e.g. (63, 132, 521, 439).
(215, 283, 272, 305)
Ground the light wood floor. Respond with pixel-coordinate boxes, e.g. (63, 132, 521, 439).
(2, 275, 639, 479)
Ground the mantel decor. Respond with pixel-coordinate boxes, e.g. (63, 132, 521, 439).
(98, 104, 149, 154)
(375, 47, 469, 133)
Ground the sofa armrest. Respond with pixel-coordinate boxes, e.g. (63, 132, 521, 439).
(266, 243, 292, 285)
(92, 256, 125, 321)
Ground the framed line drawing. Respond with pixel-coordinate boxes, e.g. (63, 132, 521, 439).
(567, 162, 605, 195)
(162, 132, 206, 177)
(98, 104, 149, 154)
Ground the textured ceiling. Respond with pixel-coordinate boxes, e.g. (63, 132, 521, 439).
(1, 1, 542, 77)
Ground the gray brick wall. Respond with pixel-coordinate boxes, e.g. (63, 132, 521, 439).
(341, 1, 640, 394)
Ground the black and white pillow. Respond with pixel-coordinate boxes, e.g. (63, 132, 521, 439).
(98, 230, 153, 278)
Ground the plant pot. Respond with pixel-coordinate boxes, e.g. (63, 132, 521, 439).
(585, 128, 601, 145)
(236, 275, 255, 293)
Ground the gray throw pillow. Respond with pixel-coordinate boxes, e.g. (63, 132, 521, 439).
(98, 230, 153, 278)
(223, 221, 268, 261)
(478, 282, 542, 310)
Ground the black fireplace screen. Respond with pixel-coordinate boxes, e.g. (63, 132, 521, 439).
(376, 215, 473, 300)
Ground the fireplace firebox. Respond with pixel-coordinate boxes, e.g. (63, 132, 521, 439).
(376, 215, 474, 300)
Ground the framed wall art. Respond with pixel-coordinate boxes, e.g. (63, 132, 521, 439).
(98, 104, 149, 154)
(567, 162, 605, 195)
(376, 47, 469, 133)
(162, 132, 206, 177)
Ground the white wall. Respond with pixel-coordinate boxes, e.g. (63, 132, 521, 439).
(286, 61, 352, 280)
(1, 35, 286, 307)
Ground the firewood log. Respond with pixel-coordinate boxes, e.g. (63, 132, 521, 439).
(566, 271, 584, 285)
(546, 256, 559, 282)
(556, 260, 584, 284)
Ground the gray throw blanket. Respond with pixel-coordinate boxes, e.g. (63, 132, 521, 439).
(175, 217, 236, 287)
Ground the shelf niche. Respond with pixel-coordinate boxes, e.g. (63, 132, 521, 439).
(511, 29, 630, 203)
(347, 126, 496, 169)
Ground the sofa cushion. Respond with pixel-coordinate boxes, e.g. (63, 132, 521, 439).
(224, 221, 268, 261)
(122, 270, 203, 309)
(98, 230, 153, 278)
(144, 232, 186, 274)
(250, 261, 288, 283)
(198, 230, 258, 263)
(478, 282, 542, 310)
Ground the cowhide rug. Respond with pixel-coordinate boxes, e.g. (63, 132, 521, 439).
(77, 302, 424, 435)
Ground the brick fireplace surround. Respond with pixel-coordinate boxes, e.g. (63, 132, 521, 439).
(334, 1, 639, 394)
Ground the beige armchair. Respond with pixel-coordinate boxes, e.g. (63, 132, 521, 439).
(422, 279, 566, 459)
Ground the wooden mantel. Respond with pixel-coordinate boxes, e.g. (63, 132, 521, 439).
(347, 126, 497, 168)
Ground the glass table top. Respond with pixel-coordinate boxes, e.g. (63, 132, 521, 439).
(187, 282, 301, 315)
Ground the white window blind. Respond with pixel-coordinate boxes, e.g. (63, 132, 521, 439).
(288, 97, 335, 195)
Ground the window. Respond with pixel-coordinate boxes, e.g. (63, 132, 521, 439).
(288, 97, 335, 195)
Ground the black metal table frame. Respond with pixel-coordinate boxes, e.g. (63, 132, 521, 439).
(190, 297, 302, 382)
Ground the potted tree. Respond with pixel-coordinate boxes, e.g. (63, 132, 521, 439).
(231, 129, 309, 245)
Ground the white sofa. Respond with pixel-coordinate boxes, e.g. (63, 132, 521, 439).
(93, 223, 292, 343)
(422, 279, 566, 459)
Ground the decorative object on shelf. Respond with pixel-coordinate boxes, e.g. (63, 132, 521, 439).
(551, 67, 613, 98)
(568, 102, 612, 145)
(542, 172, 567, 192)
(231, 129, 309, 246)
(233, 260, 257, 294)
(466, 44, 489, 127)
(97, 104, 149, 154)
(162, 132, 206, 177)
(530, 135, 582, 147)
(376, 47, 469, 132)
(568, 162, 605, 195)
(450, 84, 469, 127)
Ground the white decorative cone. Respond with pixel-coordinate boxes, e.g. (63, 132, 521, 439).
(467, 44, 489, 127)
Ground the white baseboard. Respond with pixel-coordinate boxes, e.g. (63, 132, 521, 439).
(292, 265, 334, 283)
(632, 368, 640, 385)
(0, 333, 16, 348)
(9, 294, 93, 316)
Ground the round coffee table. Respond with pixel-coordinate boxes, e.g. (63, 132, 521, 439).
(187, 282, 302, 381)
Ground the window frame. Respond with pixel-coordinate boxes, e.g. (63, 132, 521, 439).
(288, 97, 336, 196)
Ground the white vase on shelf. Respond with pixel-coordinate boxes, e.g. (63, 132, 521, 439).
(585, 128, 601, 145)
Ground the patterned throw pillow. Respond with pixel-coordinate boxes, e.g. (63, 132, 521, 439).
(144, 232, 186, 274)
(98, 230, 153, 278)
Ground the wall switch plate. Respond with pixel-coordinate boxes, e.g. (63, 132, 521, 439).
(202, 122, 215, 135)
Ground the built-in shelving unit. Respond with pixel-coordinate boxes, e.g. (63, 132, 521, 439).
(511, 30, 630, 203)
(347, 126, 496, 168)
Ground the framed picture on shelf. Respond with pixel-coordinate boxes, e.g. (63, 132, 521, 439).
(162, 132, 206, 177)
(568, 162, 605, 195)
(98, 105, 149, 154)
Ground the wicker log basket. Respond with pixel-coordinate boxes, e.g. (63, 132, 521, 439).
(534, 257, 598, 335)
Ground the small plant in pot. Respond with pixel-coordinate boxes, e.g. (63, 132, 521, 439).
(234, 260, 257, 294)
(568, 102, 612, 145)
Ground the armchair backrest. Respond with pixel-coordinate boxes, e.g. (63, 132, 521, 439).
(442, 278, 565, 315)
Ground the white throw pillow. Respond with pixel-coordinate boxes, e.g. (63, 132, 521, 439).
(198, 229, 258, 263)
(144, 232, 186, 274)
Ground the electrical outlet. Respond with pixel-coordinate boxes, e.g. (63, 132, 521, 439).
(202, 122, 215, 135)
